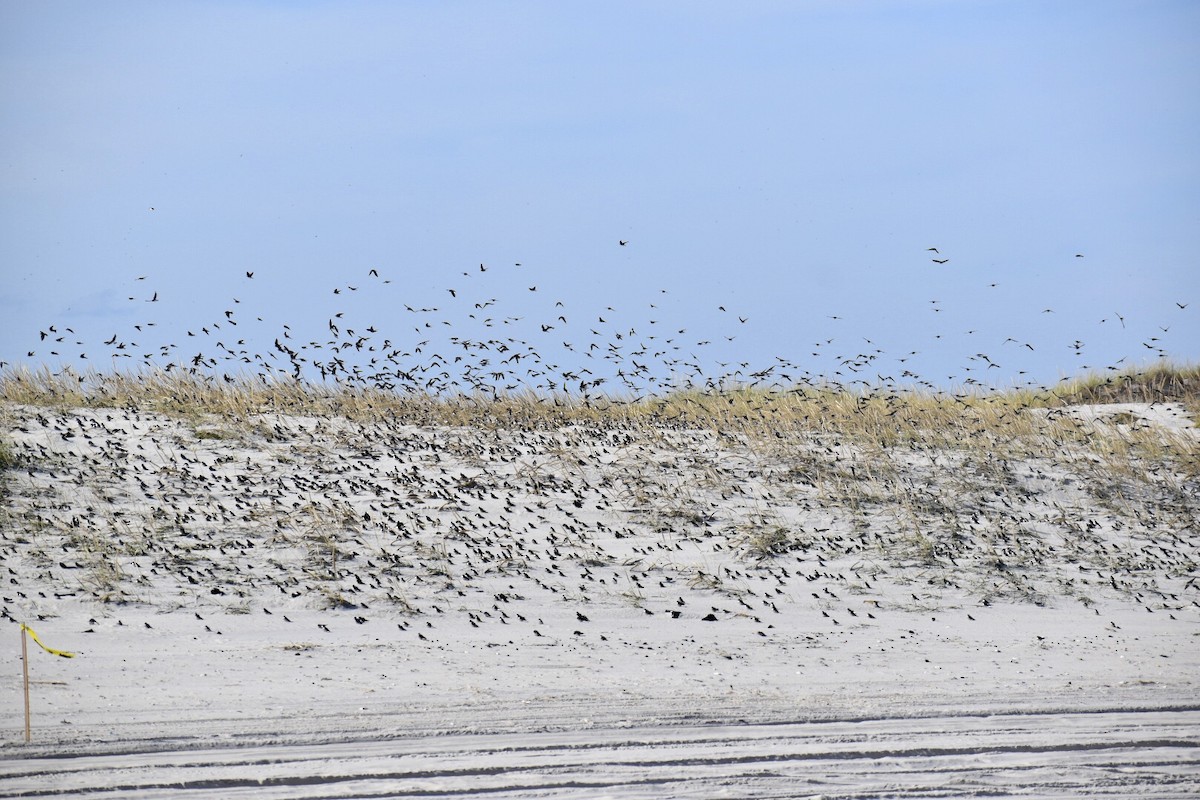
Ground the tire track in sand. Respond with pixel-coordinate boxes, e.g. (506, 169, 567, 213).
(3, 708, 1199, 799)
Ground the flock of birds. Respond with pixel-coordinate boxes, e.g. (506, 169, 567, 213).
(8, 244, 1190, 401)
(1, 249, 1197, 665)
(3, 396, 1198, 648)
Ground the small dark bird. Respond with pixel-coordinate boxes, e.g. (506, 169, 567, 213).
(576, 611, 589, 622)
(619, 240, 628, 246)
(246, 271, 254, 278)
(1178, 302, 1189, 309)
(932, 258, 949, 264)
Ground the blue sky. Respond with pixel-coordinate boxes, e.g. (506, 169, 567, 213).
(2, 1, 1197, 394)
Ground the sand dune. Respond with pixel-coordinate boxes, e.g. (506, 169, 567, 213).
(1, 396, 1198, 797)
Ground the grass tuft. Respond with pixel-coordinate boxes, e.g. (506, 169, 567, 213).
(0, 435, 15, 471)
(4, 362, 1197, 438)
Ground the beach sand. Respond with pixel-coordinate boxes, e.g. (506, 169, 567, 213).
(2, 399, 1197, 797)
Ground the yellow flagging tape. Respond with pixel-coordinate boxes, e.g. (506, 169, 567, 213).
(20, 624, 76, 658)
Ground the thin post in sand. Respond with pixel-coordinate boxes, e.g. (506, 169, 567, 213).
(21, 625, 31, 743)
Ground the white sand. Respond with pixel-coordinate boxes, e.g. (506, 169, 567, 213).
(1, 401, 1198, 797)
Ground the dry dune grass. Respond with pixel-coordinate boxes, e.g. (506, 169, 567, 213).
(2, 364, 1197, 509)
(3, 361, 1197, 432)
(1052, 361, 1200, 411)
(4, 365, 1195, 562)
(0, 366, 630, 430)
(1, 359, 1196, 649)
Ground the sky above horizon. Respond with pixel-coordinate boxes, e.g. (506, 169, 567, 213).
(2, 1, 1197, 395)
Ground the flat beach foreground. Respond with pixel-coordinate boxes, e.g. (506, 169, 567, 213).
(1, 388, 1198, 797)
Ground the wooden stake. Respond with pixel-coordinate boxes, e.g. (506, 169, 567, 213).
(21, 625, 31, 743)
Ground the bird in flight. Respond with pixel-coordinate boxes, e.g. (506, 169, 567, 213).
(619, 240, 628, 246)
(246, 271, 254, 278)
(932, 258, 949, 264)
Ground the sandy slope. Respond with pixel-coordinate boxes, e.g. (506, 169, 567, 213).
(1, 400, 1198, 797)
